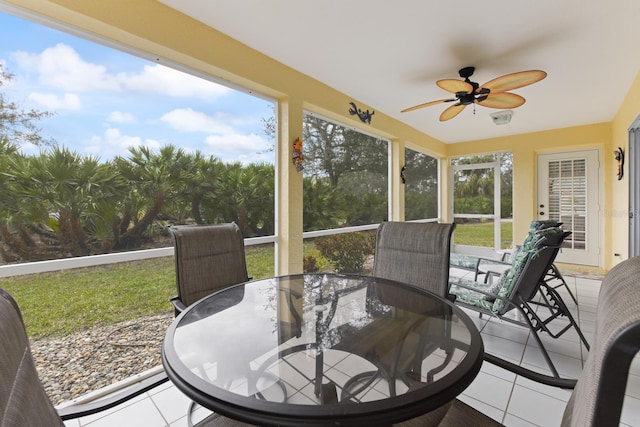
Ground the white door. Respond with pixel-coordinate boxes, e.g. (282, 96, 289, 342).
(537, 150, 600, 266)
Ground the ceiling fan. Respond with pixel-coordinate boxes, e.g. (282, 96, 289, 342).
(401, 66, 547, 121)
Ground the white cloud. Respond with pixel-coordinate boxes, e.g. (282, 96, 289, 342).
(161, 108, 234, 134)
(12, 43, 231, 99)
(204, 133, 268, 158)
(13, 43, 119, 91)
(17, 141, 39, 156)
(121, 64, 231, 99)
(84, 128, 160, 158)
(107, 111, 136, 124)
(28, 92, 81, 110)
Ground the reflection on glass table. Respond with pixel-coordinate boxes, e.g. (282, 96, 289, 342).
(162, 273, 483, 427)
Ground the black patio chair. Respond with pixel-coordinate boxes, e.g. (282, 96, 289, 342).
(168, 222, 251, 315)
(0, 287, 255, 427)
(395, 256, 640, 427)
(449, 226, 589, 378)
(372, 221, 456, 298)
(452, 220, 578, 305)
(168, 223, 299, 425)
(481, 220, 577, 305)
(333, 221, 457, 399)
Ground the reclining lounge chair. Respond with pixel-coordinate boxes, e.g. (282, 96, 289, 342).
(448, 225, 589, 378)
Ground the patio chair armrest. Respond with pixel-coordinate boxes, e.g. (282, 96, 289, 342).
(170, 297, 187, 313)
(476, 257, 510, 268)
(484, 353, 577, 389)
(448, 279, 509, 303)
(57, 371, 169, 420)
(473, 257, 511, 282)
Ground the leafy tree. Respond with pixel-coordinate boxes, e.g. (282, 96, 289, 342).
(451, 153, 513, 218)
(404, 149, 438, 220)
(499, 152, 513, 218)
(242, 163, 275, 236)
(303, 177, 344, 231)
(205, 162, 274, 237)
(302, 115, 387, 187)
(338, 170, 388, 226)
(0, 64, 54, 147)
(301, 115, 388, 230)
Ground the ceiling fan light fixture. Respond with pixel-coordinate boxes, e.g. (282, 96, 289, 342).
(490, 110, 513, 125)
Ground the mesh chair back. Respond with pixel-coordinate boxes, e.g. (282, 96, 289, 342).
(169, 223, 250, 308)
(561, 256, 640, 427)
(372, 221, 455, 297)
(0, 288, 63, 426)
(510, 230, 571, 305)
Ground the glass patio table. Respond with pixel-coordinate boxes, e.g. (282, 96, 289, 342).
(162, 273, 483, 427)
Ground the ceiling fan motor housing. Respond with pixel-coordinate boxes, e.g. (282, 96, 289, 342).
(459, 66, 475, 79)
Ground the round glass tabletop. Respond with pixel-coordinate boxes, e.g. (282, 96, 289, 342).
(162, 273, 483, 426)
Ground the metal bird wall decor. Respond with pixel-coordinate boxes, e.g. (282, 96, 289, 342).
(349, 102, 374, 124)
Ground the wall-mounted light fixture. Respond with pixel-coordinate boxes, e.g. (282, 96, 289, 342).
(614, 147, 625, 180)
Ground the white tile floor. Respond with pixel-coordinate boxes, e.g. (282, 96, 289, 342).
(61, 270, 640, 427)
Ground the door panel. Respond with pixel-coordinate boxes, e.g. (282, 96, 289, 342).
(537, 150, 600, 266)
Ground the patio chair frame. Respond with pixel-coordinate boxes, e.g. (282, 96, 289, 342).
(449, 229, 589, 379)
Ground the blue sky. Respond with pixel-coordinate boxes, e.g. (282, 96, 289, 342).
(0, 11, 275, 164)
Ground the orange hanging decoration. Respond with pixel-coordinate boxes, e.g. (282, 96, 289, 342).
(292, 137, 304, 172)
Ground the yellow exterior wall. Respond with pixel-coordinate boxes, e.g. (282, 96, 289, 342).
(447, 123, 611, 271)
(4, 0, 639, 273)
(610, 71, 640, 267)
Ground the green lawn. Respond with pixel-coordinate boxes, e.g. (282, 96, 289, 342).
(0, 244, 275, 339)
(1, 224, 505, 339)
(454, 221, 513, 249)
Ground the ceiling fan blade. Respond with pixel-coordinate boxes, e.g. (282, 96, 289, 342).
(439, 103, 466, 121)
(401, 98, 456, 113)
(479, 70, 547, 93)
(477, 92, 526, 109)
(436, 79, 474, 94)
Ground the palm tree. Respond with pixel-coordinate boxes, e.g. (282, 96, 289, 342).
(0, 145, 127, 260)
(113, 144, 189, 249)
(178, 152, 222, 225)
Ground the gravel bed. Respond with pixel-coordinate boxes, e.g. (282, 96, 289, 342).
(31, 311, 174, 406)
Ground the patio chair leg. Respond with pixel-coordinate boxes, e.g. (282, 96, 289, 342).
(187, 400, 200, 427)
(545, 285, 590, 351)
(547, 264, 578, 305)
(518, 305, 561, 378)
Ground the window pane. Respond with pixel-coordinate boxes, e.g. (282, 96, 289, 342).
(404, 148, 438, 221)
(453, 167, 495, 215)
(451, 152, 513, 250)
(500, 152, 513, 219)
(302, 114, 388, 231)
(454, 219, 496, 248)
(0, 12, 276, 405)
(304, 232, 376, 275)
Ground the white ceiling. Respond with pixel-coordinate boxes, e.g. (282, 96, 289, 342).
(159, 0, 640, 144)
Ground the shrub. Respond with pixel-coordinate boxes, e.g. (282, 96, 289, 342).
(314, 231, 375, 273)
(303, 255, 318, 273)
